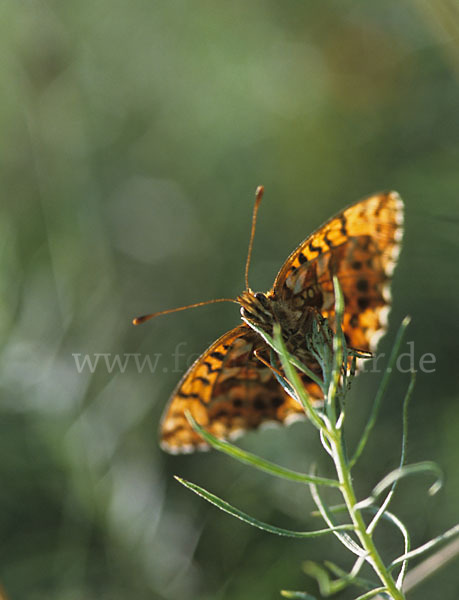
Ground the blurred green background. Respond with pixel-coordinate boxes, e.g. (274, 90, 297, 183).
(1, 1, 459, 599)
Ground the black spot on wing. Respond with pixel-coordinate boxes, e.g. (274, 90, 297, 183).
(177, 391, 200, 399)
(339, 213, 347, 236)
(323, 232, 336, 249)
(203, 361, 221, 374)
(298, 252, 308, 264)
(308, 240, 323, 255)
(356, 278, 369, 292)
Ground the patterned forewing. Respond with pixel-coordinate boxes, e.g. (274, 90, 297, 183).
(273, 192, 403, 352)
(160, 325, 312, 453)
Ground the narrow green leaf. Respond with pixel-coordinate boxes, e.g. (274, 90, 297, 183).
(175, 476, 354, 538)
(271, 349, 298, 400)
(309, 468, 365, 557)
(350, 316, 411, 468)
(303, 561, 349, 596)
(390, 523, 459, 568)
(402, 536, 459, 593)
(372, 509, 410, 589)
(326, 276, 346, 422)
(303, 560, 375, 596)
(367, 372, 416, 536)
(353, 587, 388, 600)
(273, 324, 328, 432)
(356, 461, 443, 511)
(185, 411, 339, 487)
(242, 318, 324, 388)
(325, 560, 376, 592)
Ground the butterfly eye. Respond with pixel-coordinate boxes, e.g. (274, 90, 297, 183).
(241, 307, 255, 321)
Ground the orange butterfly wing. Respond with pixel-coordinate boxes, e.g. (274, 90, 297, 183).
(272, 191, 403, 352)
(160, 325, 310, 453)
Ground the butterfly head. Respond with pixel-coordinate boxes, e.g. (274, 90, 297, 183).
(237, 290, 274, 329)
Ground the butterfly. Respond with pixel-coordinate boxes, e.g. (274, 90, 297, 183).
(134, 188, 403, 453)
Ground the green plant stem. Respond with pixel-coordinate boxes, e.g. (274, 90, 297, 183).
(331, 427, 405, 600)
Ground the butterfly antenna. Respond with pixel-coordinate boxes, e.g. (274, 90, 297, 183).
(244, 185, 264, 291)
(134, 186, 263, 326)
(132, 297, 238, 325)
